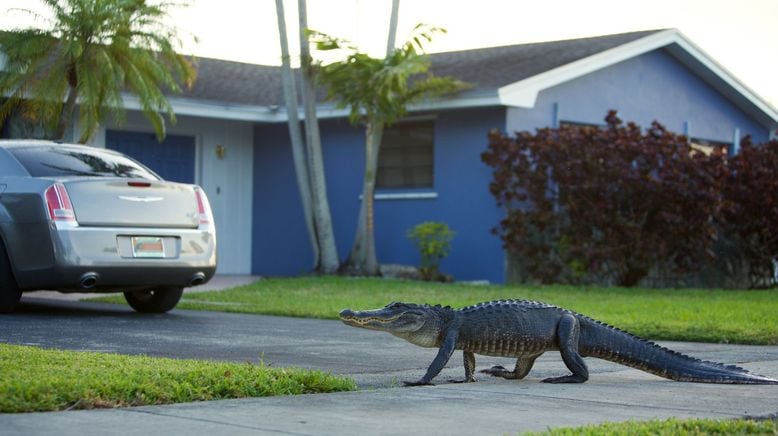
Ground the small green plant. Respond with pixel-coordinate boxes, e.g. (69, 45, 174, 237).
(407, 221, 455, 281)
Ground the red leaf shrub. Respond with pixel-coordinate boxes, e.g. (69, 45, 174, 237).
(719, 137, 778, 288)
(482, 111, 728, 287)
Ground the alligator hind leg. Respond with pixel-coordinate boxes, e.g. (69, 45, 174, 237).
(480, 353, 541, 380)
(449, 351, 477, 383)
(542, 314, 589, 384)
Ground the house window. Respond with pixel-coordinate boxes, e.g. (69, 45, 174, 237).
(377, 120, 434, 189)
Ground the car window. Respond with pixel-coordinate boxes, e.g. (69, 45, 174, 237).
(9, 146, 160, 180)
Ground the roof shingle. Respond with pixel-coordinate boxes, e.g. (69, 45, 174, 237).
(180, 29, 664, 107)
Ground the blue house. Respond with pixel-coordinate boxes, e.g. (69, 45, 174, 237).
(4, 29, 776, 282)
(250, 29, 777, 283)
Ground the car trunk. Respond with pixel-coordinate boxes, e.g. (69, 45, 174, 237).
(65, 179, 199, 228)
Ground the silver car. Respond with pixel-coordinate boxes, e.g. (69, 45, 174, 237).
(0, 140, 217, 313)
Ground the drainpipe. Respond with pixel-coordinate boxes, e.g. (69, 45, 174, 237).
(731, 127, 740, 155)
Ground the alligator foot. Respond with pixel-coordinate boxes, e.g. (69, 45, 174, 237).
(541, 374, 588, 384)
(480, 365, 515, 379)
(447, 377, 476, 383)
(403, 380, 435, 387)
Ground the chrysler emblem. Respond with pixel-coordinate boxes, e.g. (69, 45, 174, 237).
(118, 195, 164, 203)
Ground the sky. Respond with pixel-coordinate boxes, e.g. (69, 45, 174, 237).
(1, 0, 776, 107)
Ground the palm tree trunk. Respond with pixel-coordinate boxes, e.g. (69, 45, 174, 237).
(298, 0, 340, 274)
(55, 85, 78, 141)
(386, 0, 400, 55)
(345, 122, 383, 275)
(343, 2, 400, 275)
(275, 0, 320, 269)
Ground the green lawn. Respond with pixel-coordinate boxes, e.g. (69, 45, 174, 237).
(528, 417, 777, 435)
(0, 343, 356, 413)
(104, 276, 778, 345)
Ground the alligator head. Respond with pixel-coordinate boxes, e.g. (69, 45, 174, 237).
(339, 302, 451, 348)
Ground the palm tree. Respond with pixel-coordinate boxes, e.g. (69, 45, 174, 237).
(0, 0, 196, 143)
(313, 24, 467, 275)
(274, 0, 340, 274)
(296, 0, 340, 274)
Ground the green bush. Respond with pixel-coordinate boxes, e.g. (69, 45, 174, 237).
(406, 221, 455, 281)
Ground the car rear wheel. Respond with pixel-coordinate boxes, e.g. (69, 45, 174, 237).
(123, 287, 183, 313)
(0, 239, 22, 313)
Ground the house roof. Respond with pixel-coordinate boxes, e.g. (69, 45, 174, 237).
(125, 29, 777, 130)
(187, 58, 283, 107)
(427, 30, 661, 95)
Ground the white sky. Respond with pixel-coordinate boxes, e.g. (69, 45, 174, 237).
(1, 0, 777, 107)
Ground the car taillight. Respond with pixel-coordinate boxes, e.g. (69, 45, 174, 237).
(194, 187, 211, 225)
(45, 183, 76, 222)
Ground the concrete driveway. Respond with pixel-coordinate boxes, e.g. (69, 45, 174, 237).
(1, 296, 777, 435)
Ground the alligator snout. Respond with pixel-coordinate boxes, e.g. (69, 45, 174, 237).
(339, 309, 355, 319)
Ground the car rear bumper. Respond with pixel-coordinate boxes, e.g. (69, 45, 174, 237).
(5, 221, 216, 292)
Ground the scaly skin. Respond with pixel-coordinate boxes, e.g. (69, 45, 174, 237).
(339, 300, 778, 386)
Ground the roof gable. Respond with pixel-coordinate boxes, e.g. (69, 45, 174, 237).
(492, 29, 777, 129)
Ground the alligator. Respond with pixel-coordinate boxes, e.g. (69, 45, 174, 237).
(339, 300, 778, 386)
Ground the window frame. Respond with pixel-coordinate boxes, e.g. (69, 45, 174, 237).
(375, 117, 436, 193)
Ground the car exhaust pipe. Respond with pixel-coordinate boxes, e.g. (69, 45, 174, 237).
(189, 272, 206, 287)
(79, 273, 99, 289)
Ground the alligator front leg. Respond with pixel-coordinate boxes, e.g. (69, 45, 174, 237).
(542, 313, 589, 383)
(404, 327, 459, 386)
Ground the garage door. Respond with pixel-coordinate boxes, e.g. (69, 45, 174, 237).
(106, 130, 195, 183)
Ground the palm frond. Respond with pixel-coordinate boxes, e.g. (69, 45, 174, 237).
(1, 0, 194, 142)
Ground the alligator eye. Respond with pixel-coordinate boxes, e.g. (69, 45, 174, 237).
(386, 302, 404, 309)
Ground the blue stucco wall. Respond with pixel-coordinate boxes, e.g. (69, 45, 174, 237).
(251, 122, 314, 276)
(252, 107, 507, 282)
(507, 49, 769, 143)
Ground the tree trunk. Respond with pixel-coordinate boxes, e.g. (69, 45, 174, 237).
(275, 0, 319, 269)
(55, 84, 78, 141)
(345, 122, 383, 275)
(298, 0, 340, 274)
(342, 0, 400, 276)
(385, 0, 400, 55)
(619, 261, 648, 287)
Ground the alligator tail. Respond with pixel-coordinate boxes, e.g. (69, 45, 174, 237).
(577, 316, 778, 385)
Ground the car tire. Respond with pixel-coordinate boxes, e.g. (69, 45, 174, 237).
(123, 287, 184, 313)
(0, 239, 22, 313)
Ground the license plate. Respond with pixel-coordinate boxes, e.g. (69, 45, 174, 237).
(131, 236, 165, 258)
